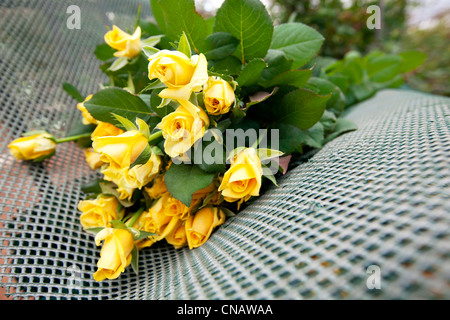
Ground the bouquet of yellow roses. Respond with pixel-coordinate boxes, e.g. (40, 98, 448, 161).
(8, 0, 424, 282)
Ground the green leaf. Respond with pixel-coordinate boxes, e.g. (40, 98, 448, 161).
(85, 227, 105, 235)
(81, 179, 105, 194)
(209, 55, 242, 76)
(177, 31, 192, 57)
(262, 165, 278, 186)
(307, 77, 345, 115)
(350, 80, 377, 101)
(157, 0, 207, 53)
(214, 0, 273, 63)
(164, 163, 215, 206)
(108, 56, 128, 72)
(259, 49, 293, 84)
(257, 148, 284, 162)
(150, 0, 167, 33)
(151, 146, 164, 156)
(324, 118, 358, 143)
(204, 32, 239, 61)
(339, 58, 364, 84)
(149, 89, 174, 117)
(365, 54, 403, 83)
(111, 113, 138, 131)
(140, 34, 164, 48)
(84, 87, 154, 126)
(109, 220, 128, 230)
(303, 122, 324, 148)
(320, 110, 337, 133)
(130, 228, 158, 241)
(236, 58, 267, 87)
(220, 207, 236, 217)
(94, 43, 115, 61)
(275, 121, 325, 151)
(245, 87, 278, 109)
(270, 22, 324, 69)
(130, 245, 139, 275)
(194, 133, 227, 174)
(21, 130, 49, 137)
(276, 88, 331, 130)
(62, 82, 84, 102)
(130, 143, 152, 169)
(136, 118, 150, 139)
(273, 123, 304, 154)
(327, 73, 349, 94)
(398, 51, 426, 73)
(139, 79, 167, 94)
(260, 68, 312, 88)
(142, 46, 159, 58)
(32, 150, 56, 163)
(99, 181, 138, 208)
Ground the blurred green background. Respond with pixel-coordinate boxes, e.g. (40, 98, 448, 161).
(196, 0, 450, 97)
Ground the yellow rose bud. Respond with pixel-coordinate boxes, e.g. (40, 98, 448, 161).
(144, 175, 168, 199)
(101, 152, 162, 201)
(165, 222, 188, 249)
(93, 228, 135, 281)
(132, 197, 181, 240)
(92, 130, 148, 170)
(203, 76, 235, 115)
(135, 237, 156, 250)
(146, 180, 214, 219)
(162, 193, 190, 220)
(218, 148, 263, 203)
(104, 25, 141, 59)
(148, 50, 208, 101)
(157, 100, 209, 158)
(102, 168, 135, 201)
(128, 210, 157, 250)
(77, 94, 97, 125)
(78, 195, 122, 229)
(91, 122, 124, 139)
(84, 148, 104, 170)
(185, 207, 225, 249)
(8, 133, 56, 161)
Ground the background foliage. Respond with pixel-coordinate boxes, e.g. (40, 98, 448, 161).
(241, 0, 449, 97)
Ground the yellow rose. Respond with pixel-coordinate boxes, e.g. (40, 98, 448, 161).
(77, 94, 97, 125)
(144, 175, 168, 199)
(148, 50, 208, 101)
(157, 100, 209, 158)
(101, 152, 162, 201)
(104, 25, 141, 59)
(218, 148, 263, 204)
(203, 76, 235, 115)
(146, 179, 214, 219)
(93, 228, 135, 281)
(165, 222, 188, 249)
(161, 193, 191, 220)
(185, 207, 225, 249)
(101, 167, 134, 201)
(92, 130, 148, 170)
(91, 122, 124, 139)
(8, 133, 56, 161)
(84, 148, 104, 170)
(78, 194, 122, 229)
(132, 197, 181, 240)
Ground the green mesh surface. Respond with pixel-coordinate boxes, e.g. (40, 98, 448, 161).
(0, 0, 449, 300)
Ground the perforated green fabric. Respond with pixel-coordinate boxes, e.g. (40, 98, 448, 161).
(0, 0, 449, 300)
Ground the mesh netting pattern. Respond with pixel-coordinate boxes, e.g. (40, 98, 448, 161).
(1, 0, 449, 300)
